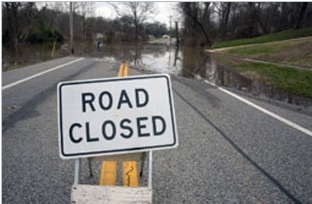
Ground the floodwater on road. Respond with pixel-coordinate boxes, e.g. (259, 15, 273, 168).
(3, 42, 311, 114)
(90, 43, 312, 115)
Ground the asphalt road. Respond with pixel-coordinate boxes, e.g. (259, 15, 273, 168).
(2, 56, 312, 204)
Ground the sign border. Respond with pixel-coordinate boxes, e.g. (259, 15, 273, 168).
(58, 74, 178, 159)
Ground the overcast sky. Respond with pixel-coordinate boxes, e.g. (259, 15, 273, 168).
(94, 2, 180, 27)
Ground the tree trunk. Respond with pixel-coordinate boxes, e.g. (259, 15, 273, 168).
(249, 3, 269, 34)
(5, 3, 20, 56)
(135, 23, 138, 42)
(295, 2, 308, 29)
(184, 3, 211, 47)
(221, 3, 231, 40)
(191, 16, 211, 47)
(133, 10, 138, 42)
(81, 17, 84, 42)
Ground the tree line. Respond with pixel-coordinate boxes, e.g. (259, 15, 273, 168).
(178, 2, 312, 47)
(2, 2, 168, 56)
(2, 2, 311, 55)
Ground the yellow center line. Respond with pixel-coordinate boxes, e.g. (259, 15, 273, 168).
(99, 61, 139, 187)
(117, 63, 125, 77)
(99, 161, 116, 186)
(122, 161, 139, 187)
(124, 63, 128, 77)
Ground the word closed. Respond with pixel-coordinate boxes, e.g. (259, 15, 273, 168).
(58, 74, 178, 159)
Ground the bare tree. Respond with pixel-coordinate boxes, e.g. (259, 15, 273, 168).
(295, 2, 308, 29)
(247, 3, 268, 34)
(111, 2, 157, 41)
(44, 2, 68, 29)
(76, 2, 95, 42)
(216, 2, 232, 40)
(179, 2, 212, 47)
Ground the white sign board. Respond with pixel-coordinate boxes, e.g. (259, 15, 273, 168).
(58, 74, 178, 159)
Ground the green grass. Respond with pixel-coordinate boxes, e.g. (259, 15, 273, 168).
(234, 63, 312, 98)
(220, 37, 312, 68)
(214, 55, 312, 98)
(148, 38, 163, 42)
(226, 45, 284, 56)
(212, 27, 312, 49)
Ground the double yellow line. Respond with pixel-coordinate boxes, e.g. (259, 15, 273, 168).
(117, 62, 128, 77)
(99, 62, 139, 187)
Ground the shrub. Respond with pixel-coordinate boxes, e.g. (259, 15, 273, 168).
(26, 28, 64, 44)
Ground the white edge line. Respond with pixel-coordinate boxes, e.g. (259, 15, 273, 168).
(2, 57, 84, 90)
(193, 74, 312, 138)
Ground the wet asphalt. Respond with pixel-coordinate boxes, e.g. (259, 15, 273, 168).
(2, 57, 312, 204)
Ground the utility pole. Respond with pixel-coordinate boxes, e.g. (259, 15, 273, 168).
(169, 15, 172, 45)
(70, 2, 74, 55)
(175, 21, 179, 47)
(81, 16, 84, 55)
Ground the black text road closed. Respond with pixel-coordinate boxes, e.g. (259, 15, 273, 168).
(57, 74, 178, 159)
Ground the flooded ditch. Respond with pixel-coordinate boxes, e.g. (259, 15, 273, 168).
(90, 43, 312, 115)
(2, 45, 68, 71)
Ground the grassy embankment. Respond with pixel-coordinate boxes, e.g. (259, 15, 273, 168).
(210, 27, 312, 99)
(212, 27, 312, 49)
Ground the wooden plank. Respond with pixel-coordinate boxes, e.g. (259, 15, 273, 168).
(71, 185, 152, 204)
(122, 161, 139, 187)
(99, 161, 116, 186)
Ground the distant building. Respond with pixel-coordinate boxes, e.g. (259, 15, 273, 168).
(96, 33, 104, 40)
(148, 35, 155, 39)
(94, 33, 107, 42)
(162, 35, 170, 39)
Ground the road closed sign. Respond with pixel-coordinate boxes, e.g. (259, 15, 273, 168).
(57, 74, 178, 159)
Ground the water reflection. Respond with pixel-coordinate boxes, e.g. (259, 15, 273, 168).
(2, 45, 68, 70)
(92, 43, 312, 114)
